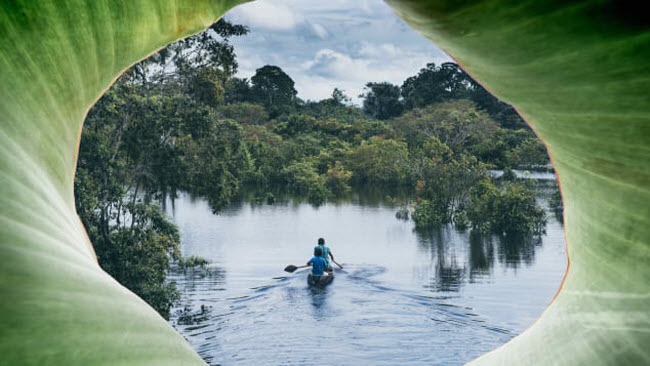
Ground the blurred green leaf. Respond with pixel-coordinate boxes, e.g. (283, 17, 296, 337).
(0, 1, 246, 364)
(387, 0, 650, 364)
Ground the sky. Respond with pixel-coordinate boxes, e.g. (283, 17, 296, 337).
(224, 0, 452, 104)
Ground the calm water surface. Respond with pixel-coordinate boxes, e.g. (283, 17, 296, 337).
(166, 189, 566, 365)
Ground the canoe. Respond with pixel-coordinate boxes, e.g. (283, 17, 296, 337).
(307, 272, 334, 287)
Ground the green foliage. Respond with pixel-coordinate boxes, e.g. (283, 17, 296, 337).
(72, 11, 557, 331)
(95, 204, 181, 319)
(74, 20, 252, 322)
(250, 65, 298, 117)
(361, 82, 404, 119)
(392, 100, 499, 155)
(224, 76, 252, 103)
(466, 179, 547, 235)
(326, 161, 353, 193)
(414, 155, 489, 226)
(150, 19, 248, 77)
(412, 199, 448, 227)
(281, 159, 328, 204)
(219, 102, 269, 125)
(505, 137, 549, 168)
(1, 0, 646, 365)
(501, 166, 517, 181)
(401, 62, 472, 108)
(346, 136, 411, 186)
(186, 66, 225, 106)
(273, 114, 318, 137)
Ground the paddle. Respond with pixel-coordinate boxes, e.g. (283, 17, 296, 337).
(332, 259, 343, 269)
(284, 264, 309, 273)
(285, 260, 342, 273)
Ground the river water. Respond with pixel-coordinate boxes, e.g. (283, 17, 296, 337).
(166, 188, 566, 365)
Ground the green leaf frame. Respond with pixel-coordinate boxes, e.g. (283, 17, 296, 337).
(0, 0, 647, 364)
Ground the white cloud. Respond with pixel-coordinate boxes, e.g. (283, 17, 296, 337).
(302, 49, 371, 79)
(225, 0, 453, 104)
(228, 2, 303, 31)
(293, 48, 448, 103)
(309, 22, 329, 39)
(358, 42, 401, 58)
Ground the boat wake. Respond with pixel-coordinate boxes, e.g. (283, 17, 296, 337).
(170, 263, 514, 365)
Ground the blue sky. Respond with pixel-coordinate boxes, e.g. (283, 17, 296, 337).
(225, 0, 452, 104)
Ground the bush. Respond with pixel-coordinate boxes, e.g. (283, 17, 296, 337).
(346, 136, 410, 186)
(467, 179, 546, 235)
(94, 204, 182, 319)
(412, 199, 447, 228)
(395, 207, 410, 220)
(501, 166, 517, 181)
(219, 102, 269, 125)
(326, 161, 352, 193)
(281, 159, 329, 204)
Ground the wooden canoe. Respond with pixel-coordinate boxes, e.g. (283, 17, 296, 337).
(307, 272, 334, 287)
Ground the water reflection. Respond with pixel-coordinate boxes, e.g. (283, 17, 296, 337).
(415, 225, 545, 292)
(497, 233, 542, 268)
(416, 227, 466, 292)
(166, 191, 566, 365)
(309, 286, 331, 320)
(468, 231, 495, 281)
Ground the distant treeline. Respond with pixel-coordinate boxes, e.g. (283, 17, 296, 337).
(76, 19, 548, 318)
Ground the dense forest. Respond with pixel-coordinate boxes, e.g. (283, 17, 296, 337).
(75, 20, 552, 318)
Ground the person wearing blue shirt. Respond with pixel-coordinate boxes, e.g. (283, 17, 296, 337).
(307, 246, 328, 276)
(314, 237, 335, 272)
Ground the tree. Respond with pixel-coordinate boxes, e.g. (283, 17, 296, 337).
(466, 179, 547, 235)
(224, 77, 252, 104)
(401, 62, 472, 109)
(346, 136, 411, 186)
(505, 137, 550, 168)
(186, 66, 225, 106)
(331, 88, 351, 105)
(400, 62, 528, 130)
(414, 155, 489, 225)
(467, 84, 528, 129)
(159, 19, 248, 76)
(361, 82, 403, 120)
(391, 100, 500, 155)
(219, 102, 269, 125)
(250, 65, 297, 117)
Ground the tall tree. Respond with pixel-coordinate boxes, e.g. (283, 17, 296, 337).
(361, 82, 403, 120)
(401, 62, 471, 109)
(250, 65, 297, 117)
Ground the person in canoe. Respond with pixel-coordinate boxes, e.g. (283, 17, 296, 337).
(315, 237, 339, 272)
(307, 246, 328, 276)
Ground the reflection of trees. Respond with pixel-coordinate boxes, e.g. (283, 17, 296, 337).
(467, 230, 540, 271)
(169, 263, 227, 296)
(416, 227, 466, 292)
(496, 233, 541, 268)
(170, 264, 226, 327)
(468, 231, 494, 281)
(415, 224, 543, 290)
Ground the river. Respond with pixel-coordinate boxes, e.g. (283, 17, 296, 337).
(165, 187, 566, 365)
